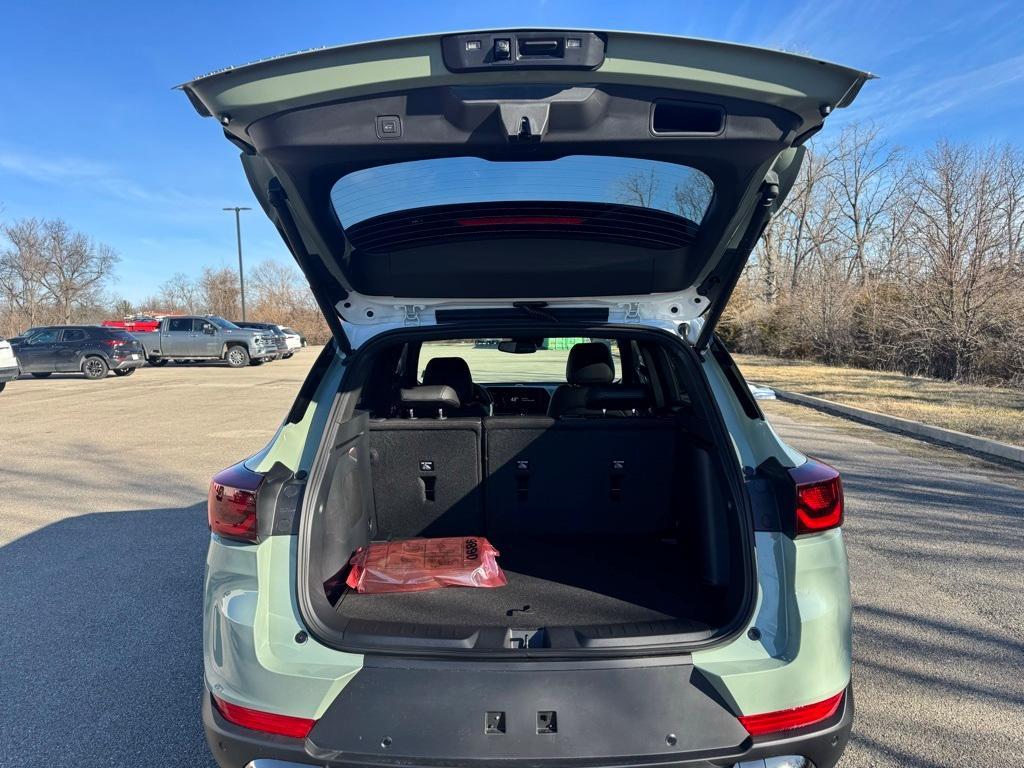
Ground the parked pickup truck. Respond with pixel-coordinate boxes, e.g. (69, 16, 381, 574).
(135, 315, 278, 368)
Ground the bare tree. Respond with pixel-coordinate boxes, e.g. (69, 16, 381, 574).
(673, 172, 715, 223)
(112, 298, 135, 318)
(248, 260, 302, 313)
(159, 272, 201, 313)
(247, 259, 330, 343)
(995, 144, 1024, 267)
(761, 142, 842, 293)
(0, 218, 49, 332)
(0, 217, 118, 331)
(198, 266, 241, 319)
(617, 166, 659, 207)
(831, 123, 905, 283)
(725, 131, 1024, 386)
(36, 219, 118, 324)
(900, 142, 1022, 380)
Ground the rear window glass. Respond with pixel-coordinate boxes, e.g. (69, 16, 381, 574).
(104, 330, 137, 341)
(208, 316, 240, 330)
(330, 156, 713, 228)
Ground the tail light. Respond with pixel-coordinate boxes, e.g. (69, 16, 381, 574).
(101, 339, 122, 348)
(788, 458, 844, 535)
(212, 694, 315, 739)
(738, 690, 844, 736)
(208, 462, 264, 543)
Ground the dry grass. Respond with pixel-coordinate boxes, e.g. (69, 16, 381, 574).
(735, 355, 1024, 447)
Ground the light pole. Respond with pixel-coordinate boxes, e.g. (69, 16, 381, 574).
(223, 206, 252, 320)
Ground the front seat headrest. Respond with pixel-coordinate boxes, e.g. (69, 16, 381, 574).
(585, 384, 651, 412)
(399, 384, 461, 411)
(423, 357, 474, 404)
(565, 342, 615, 385)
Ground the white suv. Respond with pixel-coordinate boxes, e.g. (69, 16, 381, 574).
(0, 338, 19, 392)
(187, 30, 867, 768)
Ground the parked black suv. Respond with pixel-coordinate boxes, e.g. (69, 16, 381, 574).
(12, 325, 146, 380)
(232, 321, 289, 359)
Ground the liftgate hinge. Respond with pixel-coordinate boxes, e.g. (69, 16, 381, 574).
(620, 301, 642, 321)
(397, 304, 424, 326)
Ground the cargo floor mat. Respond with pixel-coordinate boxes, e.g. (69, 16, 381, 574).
(333, 536, 720, 630)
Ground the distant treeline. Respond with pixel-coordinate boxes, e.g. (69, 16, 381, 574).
(0, 217, 329, 344)
(133, 263, 330, 344)
(720, 125, 1024, 388)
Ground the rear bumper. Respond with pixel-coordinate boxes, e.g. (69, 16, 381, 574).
(0, 364, 18, 382)
(111, 356, 145, 370)
(202, 683, 853, 768)
(242, 760, 815, 768)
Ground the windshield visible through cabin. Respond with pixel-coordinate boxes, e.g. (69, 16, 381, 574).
(419, 339, 619, 384)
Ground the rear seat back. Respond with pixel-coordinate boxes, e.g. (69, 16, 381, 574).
(483, 416, 676, 539)
(368, 417, 484, 539)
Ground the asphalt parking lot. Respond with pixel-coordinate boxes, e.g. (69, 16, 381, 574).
(0, 352, 1022, 767)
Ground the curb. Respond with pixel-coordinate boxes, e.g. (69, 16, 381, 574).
(772, 389, 1024, 468)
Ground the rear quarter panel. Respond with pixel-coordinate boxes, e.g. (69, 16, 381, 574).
(695, 352, 852, 714)
(204, 535, 363, 719)
(205, 349, 356, 717)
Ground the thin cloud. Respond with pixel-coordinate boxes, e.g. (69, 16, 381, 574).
(0, 151, 112, 184)
(761, 0, 851, 56)
(863, 52, 1024, 133)
(722, 0, 756, 43)
(0, 147, 230, 211)
(751, 0, 1024, 141)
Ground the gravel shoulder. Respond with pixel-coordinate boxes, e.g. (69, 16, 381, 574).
(737, 354, 1024, 447)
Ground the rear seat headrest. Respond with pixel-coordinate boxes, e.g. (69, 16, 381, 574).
(423, 357, 474, 404)
(566, 342, 615, 385)
(585, 384, 652, 412)
(399, 384, 460, 410)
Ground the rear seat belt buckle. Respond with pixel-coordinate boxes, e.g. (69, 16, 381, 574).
(419, 460, 436, 502)
(516, 459, 530, 502)
(610, 459, 624, 502)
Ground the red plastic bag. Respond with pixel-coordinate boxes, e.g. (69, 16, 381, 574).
(345, 536, 508, 594)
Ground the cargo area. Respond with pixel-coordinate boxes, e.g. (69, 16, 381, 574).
(334, 535, 723, 633)
(298, 332, 753, 655)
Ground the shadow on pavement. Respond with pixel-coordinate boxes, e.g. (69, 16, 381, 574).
(0, 503, 217, 767)
(772, 411, 1024, 766)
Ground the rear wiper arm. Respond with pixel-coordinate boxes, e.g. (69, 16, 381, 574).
(512, 301, 559, 322)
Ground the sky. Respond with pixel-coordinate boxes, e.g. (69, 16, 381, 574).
(1, 0, 1022, 302)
